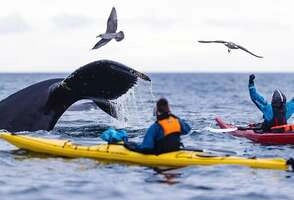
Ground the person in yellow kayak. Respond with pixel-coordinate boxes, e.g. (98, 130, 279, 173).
(124, 97, 191, 154)
(249, 74, 294, 132)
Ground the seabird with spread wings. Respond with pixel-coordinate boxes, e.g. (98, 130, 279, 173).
(198, 40, 263, 58)
(92, 7, 124, 50)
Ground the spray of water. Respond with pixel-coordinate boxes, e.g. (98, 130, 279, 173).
(110, 80, 155, 129)
(149, 80, 156, 104)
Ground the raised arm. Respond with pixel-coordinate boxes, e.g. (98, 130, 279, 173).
(248, 74, 269, 112)
(286, 97, 294, 119)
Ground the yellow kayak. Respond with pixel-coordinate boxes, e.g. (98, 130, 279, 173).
(0, 132, 292, 170)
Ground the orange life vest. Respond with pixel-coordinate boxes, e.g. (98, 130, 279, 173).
(157, 115, 181, 136)
(271, 124, 294, 132)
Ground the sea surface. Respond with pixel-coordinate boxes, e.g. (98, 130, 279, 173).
(0, 73, 294, 200)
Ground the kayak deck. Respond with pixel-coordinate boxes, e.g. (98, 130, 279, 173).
(215, 117, 294, 145)
(0, 132, 291, 171)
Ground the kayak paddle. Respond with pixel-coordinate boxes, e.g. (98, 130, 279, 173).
(205, 126, 262, 133)
(205, 127, 238, 133)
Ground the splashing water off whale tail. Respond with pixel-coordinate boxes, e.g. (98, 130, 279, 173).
(110, 79, 155, 129)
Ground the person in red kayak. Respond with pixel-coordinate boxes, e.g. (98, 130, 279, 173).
(124, 97, 191, 154)
(249, 74, 294, 132)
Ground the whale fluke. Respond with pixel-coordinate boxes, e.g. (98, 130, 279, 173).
(0, 60, 150, 132)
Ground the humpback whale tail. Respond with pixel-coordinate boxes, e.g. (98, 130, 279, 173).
(0, 60, 151, 132)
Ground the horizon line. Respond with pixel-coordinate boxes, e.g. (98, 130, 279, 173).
(0, 71, 294, 74)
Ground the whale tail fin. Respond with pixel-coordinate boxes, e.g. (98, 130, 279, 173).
(93, 99, 117, 119)
(0, 60, 150, 132)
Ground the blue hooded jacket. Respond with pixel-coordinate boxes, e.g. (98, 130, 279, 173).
(248, 82, 294, 123)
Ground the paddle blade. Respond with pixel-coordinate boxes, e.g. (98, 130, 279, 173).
(205, 127, 238, 133)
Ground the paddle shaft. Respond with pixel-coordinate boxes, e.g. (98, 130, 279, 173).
(207, 126, 263, 133)
(181, 147, 236, 155)
(236, 126, 262, 131)
(119, 142, 236, 155)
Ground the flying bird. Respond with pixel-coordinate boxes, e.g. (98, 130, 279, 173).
(198, 40, 263, 58)
(92, 7, 124, 50)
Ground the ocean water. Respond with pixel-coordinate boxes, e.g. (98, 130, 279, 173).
(0, 73, 294, 200)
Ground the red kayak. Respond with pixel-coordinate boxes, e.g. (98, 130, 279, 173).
(215, 117, 294, 145)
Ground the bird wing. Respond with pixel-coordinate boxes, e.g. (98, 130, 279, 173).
(198, 40, 227, 44)
(92, 39, 111, 49)
(106, 7, 117, 33)
(235, 44, 263, 58)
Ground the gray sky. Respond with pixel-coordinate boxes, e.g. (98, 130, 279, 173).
(0, 0, 294, 72)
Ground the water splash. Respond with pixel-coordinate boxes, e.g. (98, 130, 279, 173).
(110, 80, 155, 129)
(149, 81, 156, 104)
